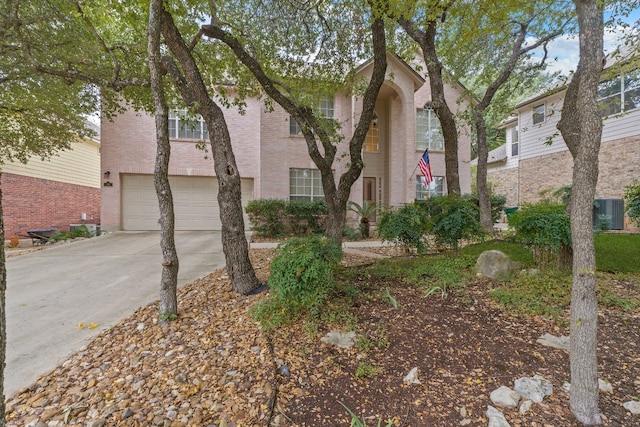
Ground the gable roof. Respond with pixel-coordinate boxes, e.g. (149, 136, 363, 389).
(355, 52, 425, 91)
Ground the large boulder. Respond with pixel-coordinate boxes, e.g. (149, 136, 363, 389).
(476, 250, 519, 279)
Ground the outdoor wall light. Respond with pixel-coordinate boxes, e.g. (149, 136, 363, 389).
(103, 171, 113, 186)
(372, 112, 378, 128)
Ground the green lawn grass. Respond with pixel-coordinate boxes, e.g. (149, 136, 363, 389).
(595, 233, 640, 273)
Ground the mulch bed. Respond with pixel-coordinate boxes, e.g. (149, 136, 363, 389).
(5, 248, 640, 426)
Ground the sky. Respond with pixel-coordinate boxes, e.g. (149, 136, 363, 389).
(537, 7, 640, 77)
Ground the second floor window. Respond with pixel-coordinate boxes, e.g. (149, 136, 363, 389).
(289, 96, 335, 136)
(511, 126, 519, 156)
(416, 107, 444, 151)
(364, 112, 379, 152)
(169, 110, 209, 140)
(598, 68, 640, 116)
(532, 104, 545, 125)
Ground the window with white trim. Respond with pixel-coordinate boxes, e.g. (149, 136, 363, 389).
(289, 96, 334, 136)
(415, 176, 444, 199)
(532, 104, 545, 125)
(598, 68, 640, 116)
(290, 168, 325, 201)
(169, 110, 209, 140)
(416, 107, 444, 151)
(511, 125, 519, 156)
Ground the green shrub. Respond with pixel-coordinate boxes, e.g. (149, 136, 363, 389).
(285, 199, 328, 235)
(251, 236, 342, 330)
(508, 201, 571, 265)
(428, 196, 487, 251)
(245, 199, 328, 237)
(624, 180, 640, 227)
(377, 203, 431, 254)
(246, 199, 287, 237)
(593, 214, 611, 232)
(51, 225, 93, 242)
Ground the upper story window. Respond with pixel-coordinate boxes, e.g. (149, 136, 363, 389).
(511, 125, 519, 156)
(416, 107, 444, 151)
(598, 68, 640, 116)
(289, 168, 325, 201)
(364, 112, 379, 152)
(289, 95, 335, 136)
(532, 104, 545, 125)
(169, 110, 209, 140)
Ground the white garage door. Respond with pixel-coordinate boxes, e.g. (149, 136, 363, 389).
(122, 174, 253, 231)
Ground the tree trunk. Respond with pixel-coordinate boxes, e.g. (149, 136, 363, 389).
(422, 20, 461, 196)
(325, 195, 347, 242)
(160, 11, 261, 295)
(148, 0, 179, 319)
(474, 110, 494, 231)
(0, 178, 7, 424)
(556, 1, 604, 423)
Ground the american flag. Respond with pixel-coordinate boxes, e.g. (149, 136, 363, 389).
(418, 149, 433, 185)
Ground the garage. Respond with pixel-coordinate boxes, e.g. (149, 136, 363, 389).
(121, 174, 254, 231)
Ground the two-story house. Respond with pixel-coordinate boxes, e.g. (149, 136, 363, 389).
(486, 53, 639, 230)
(100, 53, 472, 231)
(1, 122, 101, 238)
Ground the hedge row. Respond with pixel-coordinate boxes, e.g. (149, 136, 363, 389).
(245, 199, 328, 237)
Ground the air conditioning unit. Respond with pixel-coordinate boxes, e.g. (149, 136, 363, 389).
(593, 199, 624, 230)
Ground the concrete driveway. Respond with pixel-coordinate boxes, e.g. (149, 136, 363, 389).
(5, 231, 227, 398)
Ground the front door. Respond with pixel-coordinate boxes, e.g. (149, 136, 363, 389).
(363, 177, 377, 223)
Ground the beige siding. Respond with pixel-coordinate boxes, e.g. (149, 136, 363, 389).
(2, 138, 100, 188)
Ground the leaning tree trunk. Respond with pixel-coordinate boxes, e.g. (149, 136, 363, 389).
(149, 0, 179, 319)
(421, 20, 461, 197)
(474, 110, 494, 231)
(556, 0, 604, 423)
(160, 11, 261, 294)
(0, 179, 7, 424)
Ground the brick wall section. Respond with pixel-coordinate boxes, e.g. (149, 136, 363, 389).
(1, 173, 100, 237)
(518, 135, 639, 203)
(490, 167, 519, 207)
(491, 134, 640, 231)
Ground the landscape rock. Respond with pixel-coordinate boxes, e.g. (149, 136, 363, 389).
(514, 375, 553, 403)
(486, 405, 510, 427)
(402, 367, 421, 385)
(476, 250, 519, 279)
(623, 401, 640, 415)
(490, 386, 520, 408)
(598, 379, 613, 393)
(536, 333, 570, 351)
(320, 331, 356, 349)
(518, 400, 533, 415)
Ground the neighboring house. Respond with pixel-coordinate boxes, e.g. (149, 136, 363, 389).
(100, 52, 472, 231)
(1, 122, 101, 238)
(486, 52, 639, 230)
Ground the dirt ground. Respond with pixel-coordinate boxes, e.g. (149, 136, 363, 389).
(5, 247, 640, 426)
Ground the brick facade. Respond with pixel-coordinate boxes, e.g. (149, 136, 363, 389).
(1, 173, 100, 237)
(488, 134, 640, 231)
(490, 166, 519, 207)
(517, 135, 639, 204)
